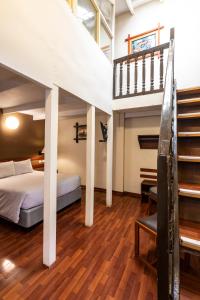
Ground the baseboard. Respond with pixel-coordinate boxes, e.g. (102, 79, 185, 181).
(123, 191, 141, 198)
(81, 185, 141, 198)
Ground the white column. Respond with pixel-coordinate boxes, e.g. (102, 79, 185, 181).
(85, 105, 95, 227)
(106, 113, 113, 207)
(43, 85, 59, 267)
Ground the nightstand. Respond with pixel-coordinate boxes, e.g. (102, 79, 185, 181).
(141, 180, 157, 203)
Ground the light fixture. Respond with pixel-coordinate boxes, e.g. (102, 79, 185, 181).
(5, 116, 20, 130)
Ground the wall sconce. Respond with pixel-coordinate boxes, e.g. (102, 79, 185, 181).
(5, 116, 20, 130)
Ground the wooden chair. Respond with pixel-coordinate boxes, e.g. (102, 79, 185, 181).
(140, 168, 157, 203)
(135, 213, 200, 273)
(135, 213, 157, 272)
(148, 186, 157, 214)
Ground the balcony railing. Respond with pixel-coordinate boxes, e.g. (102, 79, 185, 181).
(113, 42, 170, 99)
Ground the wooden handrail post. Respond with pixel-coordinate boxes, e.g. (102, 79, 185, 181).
(157, 25, 179, 299)
(170, 27, 175, 40)
(113, 62, 116, 99)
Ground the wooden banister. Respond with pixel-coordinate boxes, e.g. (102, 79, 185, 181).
(114, 42, 169, 64)
(113, 42, 170, 99)
(157, 28, 180, 299)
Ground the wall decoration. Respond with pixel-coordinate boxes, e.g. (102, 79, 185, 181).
(99, 122, 107, 142)
(74, 122, 87, 143)
(132, 33, 156, 53)
(138, 135, 159, 149)
(125, 23, 164, 55)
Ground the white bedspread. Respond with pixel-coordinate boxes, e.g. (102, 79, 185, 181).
(0, 171, 80, 223)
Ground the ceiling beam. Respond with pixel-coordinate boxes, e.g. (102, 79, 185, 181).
(132, 0, 154, 9)
(32, 108, 87, 121)
(0, 77, 28, 93)
(2, 101, 45, 114)
(126, 0, 135, 15)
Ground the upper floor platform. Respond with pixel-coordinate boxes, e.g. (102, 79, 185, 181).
(0, 0, 113, 115)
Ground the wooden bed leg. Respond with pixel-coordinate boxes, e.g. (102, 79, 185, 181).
(135, 222, 140, 257)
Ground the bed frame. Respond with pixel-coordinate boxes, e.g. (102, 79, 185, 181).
(18, 187, 82, 228)
(0, 156, 82, 228)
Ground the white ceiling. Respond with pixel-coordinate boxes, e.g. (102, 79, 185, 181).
(115, 0, 156, 16)
(115, 0, 131, 16)
(0, 67, 88, 120)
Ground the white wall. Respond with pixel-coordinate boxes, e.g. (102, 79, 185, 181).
(58, 113, 160, 194)
(58, 114, 107, 189)
(124, 115, 160, 194)
(115, 0, 200, 89)
(0, 0, 112, 114)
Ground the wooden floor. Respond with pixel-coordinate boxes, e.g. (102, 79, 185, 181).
(0, 192, 199, 300)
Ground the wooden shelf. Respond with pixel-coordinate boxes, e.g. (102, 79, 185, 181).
(178, 155, 200, 163)
(138, 135, 159, 149)
(178, 112, 200, 119)
(177, 98, 200, 105)
(180, 236, 200, 252)
(179, 183, 200, 199)
(178, 132, 200, 137)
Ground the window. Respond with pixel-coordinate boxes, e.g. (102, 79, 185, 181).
(67, 0, 73, 9)
(77, 0, 97, 40)
(96, 0, 113, 29)
(67, 0, 114, 60)
(100, 20, 112, 60)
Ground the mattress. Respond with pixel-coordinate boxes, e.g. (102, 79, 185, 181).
(18, 187, 82, 228)
(0, 171, 81, 223)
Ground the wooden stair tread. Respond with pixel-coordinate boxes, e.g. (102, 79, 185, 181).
(178, 112, 200, 119)
(177, 98, 200, 105)
(177, 87, 200, 96)
(179, 183, 200, 199)
(178, 131, 200, 137)
(178, 155, 200, 162)
(180, 219, 200, 252)
(180, 236, 200, 252)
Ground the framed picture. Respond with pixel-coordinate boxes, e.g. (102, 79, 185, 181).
(125, 23, 164, 55)
(132, 33, 156, 54)
(74, 123, 87, 143)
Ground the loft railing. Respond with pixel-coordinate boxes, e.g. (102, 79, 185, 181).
(113, 42, 170, 99)
(157, 28, 180, 300)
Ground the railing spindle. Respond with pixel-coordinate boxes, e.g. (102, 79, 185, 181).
(119, 62, 123, 97)
(113, 42, 170, 99)
(160, 48, 164, 89)
(142, 55, 146, 93)
(150, 52, 155, 91)
(113, 62, 116, 98)
(134, 58, 138, 94)
(127, 59, 130, 95)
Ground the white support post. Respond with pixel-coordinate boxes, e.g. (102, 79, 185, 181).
(43, 85, 59, 267)
(106, 113, 113, 207)
(85, 105, 95, 227)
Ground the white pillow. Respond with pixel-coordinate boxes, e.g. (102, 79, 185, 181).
(0, 161, 15, 179)
(14, 159, 33, 176)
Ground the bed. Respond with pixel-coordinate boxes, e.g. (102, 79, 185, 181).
(0, 169, 81, 228)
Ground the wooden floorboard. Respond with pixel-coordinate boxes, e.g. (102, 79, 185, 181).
(0, 191, 199, 299)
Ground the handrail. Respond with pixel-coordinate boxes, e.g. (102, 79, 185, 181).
(157, 28, 180, 300)
(113, 42, 170, 99)
(114, 42, 170, 64)
(158, 40, 174, 155)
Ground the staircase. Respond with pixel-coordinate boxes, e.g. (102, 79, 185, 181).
(177, 88, 200, 222)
